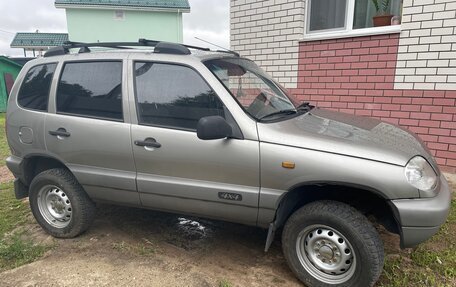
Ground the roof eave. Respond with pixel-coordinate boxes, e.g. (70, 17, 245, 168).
(10, 45, 59, 49)
(55, 3, 190, 13)
(0, 56, 24, 68)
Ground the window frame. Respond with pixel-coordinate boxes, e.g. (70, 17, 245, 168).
(132, 60, 229, 133)
(303, 0, 402, 41)
(306, 0, 350, 35)
(16, 62, 58, 113)
(55, 59, 125, 123)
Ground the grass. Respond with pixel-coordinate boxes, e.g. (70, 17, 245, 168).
(0, 113, 9, 165)
(0, 113, 51, 272)
(0, 182, 51, 271)
(0, 234, 48, 270)
(218, 279, 233, 287)
(379, 196, 456, 286)
(0, 182, 28, 237)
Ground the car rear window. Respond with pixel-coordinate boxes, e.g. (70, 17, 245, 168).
(56, 61, 123, 121)
(18, 63, 57, 111)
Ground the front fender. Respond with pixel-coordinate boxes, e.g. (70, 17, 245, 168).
(257, 143, 418, 226)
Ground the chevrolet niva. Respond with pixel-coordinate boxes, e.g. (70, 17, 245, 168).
(6, 40, 451, 287)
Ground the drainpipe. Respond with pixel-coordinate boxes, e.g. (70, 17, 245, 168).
(177, 9, 182, 43)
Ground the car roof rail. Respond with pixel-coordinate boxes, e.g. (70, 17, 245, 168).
(43, 46, 70, 58)
(154, 42, 191, 55)
(43, 39, 240, 58)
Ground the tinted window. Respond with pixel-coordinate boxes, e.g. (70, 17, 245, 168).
(18, 64, 57, 111)
(135, 62, 225, 130)
(57, 61, 123, 121)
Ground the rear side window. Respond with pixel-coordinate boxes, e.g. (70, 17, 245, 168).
(18, 63, 57, 111)
(56, 61, 123, 121)
(134, 62, 225, 130)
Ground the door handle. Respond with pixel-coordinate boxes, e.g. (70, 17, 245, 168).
(49, 128, 71, 138)
(134, 138, 162, 149)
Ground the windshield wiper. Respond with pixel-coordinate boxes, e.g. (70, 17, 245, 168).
(258, 109, 297, 120)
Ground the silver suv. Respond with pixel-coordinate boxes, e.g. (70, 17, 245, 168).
(6, 40, 451, 287)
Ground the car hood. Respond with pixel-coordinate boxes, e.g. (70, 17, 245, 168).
(257, 108, 438, 168)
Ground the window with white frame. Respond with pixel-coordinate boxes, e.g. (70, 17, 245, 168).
(306, 0, 403, 38)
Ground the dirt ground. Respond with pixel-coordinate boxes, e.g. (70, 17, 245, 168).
(0, 204, 301, 287)
(0, 172, 455, 287)
(0, 166, 14, 184)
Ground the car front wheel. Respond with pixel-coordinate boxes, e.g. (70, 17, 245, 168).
(282, 200, 384, 287)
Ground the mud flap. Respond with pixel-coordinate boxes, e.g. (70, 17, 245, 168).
(264, 222, 276, 252)
(14, 179, 29, 199)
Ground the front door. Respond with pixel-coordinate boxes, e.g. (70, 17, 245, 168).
(130, 61, 260, 226)
(45, 60, 139, 205)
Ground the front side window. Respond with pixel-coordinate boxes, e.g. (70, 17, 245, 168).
(56, 61, 123, 121)
(134, 62, 225, 130)
(205, 58, 305, 121)
(307, 0, 403, 36)
(18, 63, 57, 111)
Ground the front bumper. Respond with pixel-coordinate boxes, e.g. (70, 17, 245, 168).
(391, 175, 452, 248)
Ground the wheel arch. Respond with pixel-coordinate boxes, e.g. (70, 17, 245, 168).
(21, 154, 72, 187)
(275, 182, 400, 234)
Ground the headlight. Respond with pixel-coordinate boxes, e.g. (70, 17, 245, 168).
(405, 156, 437, 191)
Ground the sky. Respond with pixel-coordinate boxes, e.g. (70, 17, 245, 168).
(0, 0, 230, 57)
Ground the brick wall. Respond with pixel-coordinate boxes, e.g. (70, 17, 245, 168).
(230, 0, 456, 172)
(396, 0, 456, 90)
(230, 0, 304, 88)
(294, 34, 456, 172)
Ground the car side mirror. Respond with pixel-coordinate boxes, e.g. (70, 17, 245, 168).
(197, 116, 233, 140)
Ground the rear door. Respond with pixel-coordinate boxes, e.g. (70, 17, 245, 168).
(45, 60, 139, 205)
(129, 60, 260, 226)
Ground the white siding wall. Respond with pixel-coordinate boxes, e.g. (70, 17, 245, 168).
(395, 0, 456, 90)
(230, 0, 304, 88)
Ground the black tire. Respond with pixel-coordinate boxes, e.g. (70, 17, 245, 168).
(282, 200, 384, 287)
(29, 168, 96, 238)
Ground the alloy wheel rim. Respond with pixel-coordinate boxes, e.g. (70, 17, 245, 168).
(37, 185, 72, 228)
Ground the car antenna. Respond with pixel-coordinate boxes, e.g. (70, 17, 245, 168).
(194, 37, 240, 57)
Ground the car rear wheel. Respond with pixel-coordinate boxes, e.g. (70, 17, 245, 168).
(29, 168, 96, 238)
(282, 200, 384, 287)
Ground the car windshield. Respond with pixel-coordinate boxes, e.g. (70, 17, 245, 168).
(204, 58, 302, 121)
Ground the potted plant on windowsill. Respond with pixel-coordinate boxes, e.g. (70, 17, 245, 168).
(372, 0, 393, 27)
